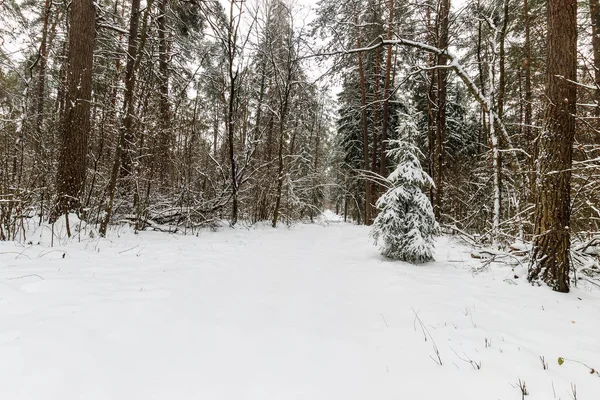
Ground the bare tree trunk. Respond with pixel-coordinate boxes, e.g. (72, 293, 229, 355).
(590, 0, 600, 136)
(226, 0, 241, 225)
(477, 15, 487, 146)
(157, 0, 171, 182)
(426, 2, 437, 205)
(54, 0, 95, 221)
(523, 0, 534, 191)
(271, 94, 290, 228)
(433, 0, 449, 221)
(35, 0, 51, 144)
(372, 47, 381, 200)
(528, 0, 577, 293)
(354, 10, 371, 225)
(100, 0, 141, 237)
(488, 28, 500, 245)
(122, 0, 153, 178)
(35, 0, 52, 223)
(379, 0, 394, 179)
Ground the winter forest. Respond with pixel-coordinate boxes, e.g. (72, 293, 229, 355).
(1, 0, 600, 398)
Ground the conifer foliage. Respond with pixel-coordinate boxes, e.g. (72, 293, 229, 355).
(371, 108, 437, 263)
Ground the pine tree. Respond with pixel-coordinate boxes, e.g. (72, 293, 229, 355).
(371, 106, 437, 263)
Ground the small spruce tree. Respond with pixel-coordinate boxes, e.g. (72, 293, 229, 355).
(371, 106, 438, 263)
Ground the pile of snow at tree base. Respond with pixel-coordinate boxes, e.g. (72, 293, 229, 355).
(1, 214, 599, 400)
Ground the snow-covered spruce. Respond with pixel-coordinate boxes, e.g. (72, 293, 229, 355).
(371, 107, 437, 263)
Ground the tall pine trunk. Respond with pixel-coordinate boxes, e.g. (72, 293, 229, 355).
(54, 0, 95, 221)
(354, 9, 371, 225)
(379, 0, 394, 179)
(433, 0, 449, 220)
(523, 0, 534, 196)
(528, 0, 577, 292)
(157, 0, 171, 182)
(590, 0, 600, 135)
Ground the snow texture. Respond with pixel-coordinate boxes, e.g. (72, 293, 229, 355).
(0, 216, 599, 399)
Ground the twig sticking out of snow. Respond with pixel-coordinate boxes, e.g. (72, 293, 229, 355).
(380, 313, 389, 328)
(5, 274, 44, 281)
(517, 379, 528, 399)
(449, 346, 481, 370)
(411, 308, 443, 366)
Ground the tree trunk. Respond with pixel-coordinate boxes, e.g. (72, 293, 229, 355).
(528, 0, 577, 292)
(488, 41, 500, 245)
(379, 0, 394, 179)
(157, 0, 171, 182)
(354, 9, 371, 225)
(523, 0, 534, 193)
(100, 0, 141, 237)
(426, 3, 437, 205)
(227, 0, 241, 225)
(121, 0, 153, 178)
(35, 0, 51, 144)
(372, 47, 381, 201)
(590, 0, 600, 138)
(271, 93, 291, 228)
(477, 12, 487, 146)
(54, 0, 95, 220)
(433, 0, 449, 220)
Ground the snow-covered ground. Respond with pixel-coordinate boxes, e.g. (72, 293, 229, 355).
(1, 215, 599, 399)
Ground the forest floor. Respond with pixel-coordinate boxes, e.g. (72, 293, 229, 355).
(1, 213, 599, 399)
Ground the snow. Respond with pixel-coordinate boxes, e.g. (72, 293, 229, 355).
(1, 216, 599, 399)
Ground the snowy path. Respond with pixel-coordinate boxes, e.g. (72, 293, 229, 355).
(1, 220, 599, 399)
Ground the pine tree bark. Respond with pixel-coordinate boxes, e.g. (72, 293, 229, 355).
(523, 0, 534, 191)
(54, 0, 95, 219)
(354, 9, 371, 225)
(433, 0, 449, 220)
(35, 0, 52, 223)
(528, 0, 577, 292)
(379, 0, 394, 178)
(35, 0, 52, 143)
(157, 0, 171, 182)
(226, 0, 241, 225)
(590, 0, 600, 125)
(372, 47, 381, 201)
(426, 3, 437, 205)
